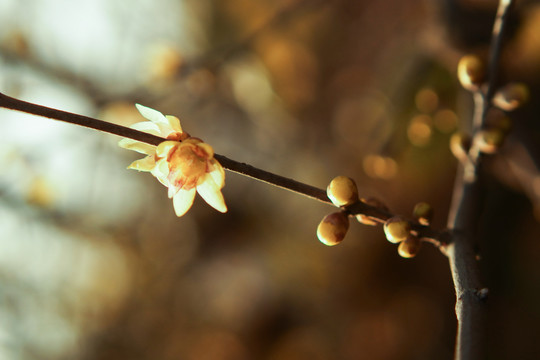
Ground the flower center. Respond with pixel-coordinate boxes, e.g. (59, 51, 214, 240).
(168, 143, 209, 189)
(166, 132, 190, 141)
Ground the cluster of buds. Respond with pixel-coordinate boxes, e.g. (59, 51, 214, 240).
(317, 176, 430, 259)
(381, 202, 433, 258)
(475, 83, 527, 155)
(327, 175, 389, 225)
(317, 176, 392, 246)
(383, 216, 420, 258)
(453, 55, 529, 158)
(457, 54, 528, 111)
(450, 121, 510, 159)
(317, 176, 359, 246)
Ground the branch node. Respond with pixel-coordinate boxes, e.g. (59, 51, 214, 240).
(475, 288, 489, 301)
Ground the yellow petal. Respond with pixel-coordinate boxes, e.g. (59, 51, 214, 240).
(168, 182, 180, 198)
(151, 158, 170, 186)
(172, 188, 196, 216)
(196, 142, 214, 158)
(127, 156, 156, 172)
(118, 138, 156, 155)
(196, 175, 227, 213)
(208, 160, 225, 188)
(156, 140, 180, 157)
(135, 104, 169, 125)
(183, 138, 203, 146)
(165, 115, 183, 133)
(134, 104, 186, 138)
(118, 138, 137, 149)
(131, 121, 161, 135)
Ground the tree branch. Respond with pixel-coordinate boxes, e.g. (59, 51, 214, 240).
(0, 90, 444, 244)
(445, 1, 514, 359)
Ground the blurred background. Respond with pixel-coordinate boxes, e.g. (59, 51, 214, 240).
(0, 0, 540, 359)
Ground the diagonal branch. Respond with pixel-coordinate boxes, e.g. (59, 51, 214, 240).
(0, 90, 444, 244)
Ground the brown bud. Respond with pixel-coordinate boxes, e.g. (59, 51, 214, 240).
(317, 212, 350, 246)
(413, 202, 433, 226)
(361, 197, 389, 211)
(383, 216, 411, 244)
(356, 197, 388, 226)
(356, 214, 377, 226)
(493, 83, 529, 111)
(457, 55, 485, 91)
(397, 235, 422, 258)
(356, 214, 378, 226)
(327, 176, 359, 207)
(474, 128, 505, 154)
(450, 132, 471, 161)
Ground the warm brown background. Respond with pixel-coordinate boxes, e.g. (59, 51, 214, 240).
(0, 0, 539, 359)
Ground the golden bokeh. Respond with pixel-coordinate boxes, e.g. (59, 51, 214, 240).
(407, 114, 433, 147)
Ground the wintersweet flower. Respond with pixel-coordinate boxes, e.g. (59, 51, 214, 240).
(119, 104, 227, 216)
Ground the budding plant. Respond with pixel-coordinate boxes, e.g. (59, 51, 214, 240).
(0, 0, 529, 359)
(118, 104, 227, 216)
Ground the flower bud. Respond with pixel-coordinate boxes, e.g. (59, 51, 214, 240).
(474, 128, 505, 154)
(356, 214, 378, 226)
(356, 197, 388, 226)
(317, 212, 350, 246)
(327, 176, 359, 207)
(457, 55, 485, 91)
(413, 202, 433, 226)
(397, 235, 422, 258)
(450, 132, 471, 161)
(383, 216, 411, 244)
(493, 82, 529, 111)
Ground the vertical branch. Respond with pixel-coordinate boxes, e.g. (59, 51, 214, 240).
(483, 0, 514, 108)
(446, 0, 514, 359)
(446, 167, 487, 360)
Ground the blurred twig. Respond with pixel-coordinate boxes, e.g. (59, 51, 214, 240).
(0, 0, 331, 108)
(190, 0, 330, 74)
(495, 140, 540, 213)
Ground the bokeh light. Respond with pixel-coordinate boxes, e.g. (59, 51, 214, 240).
(1, 0, 540, 359)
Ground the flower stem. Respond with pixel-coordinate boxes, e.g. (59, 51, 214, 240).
(0, 91, 444, 244)
(0, 92, 163, 146)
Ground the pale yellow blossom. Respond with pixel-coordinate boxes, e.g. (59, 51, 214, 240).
(119, 104, 227, 216)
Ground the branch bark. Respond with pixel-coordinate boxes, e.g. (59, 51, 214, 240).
(446, 166, 488, 360)
(445, 1, 515, 359)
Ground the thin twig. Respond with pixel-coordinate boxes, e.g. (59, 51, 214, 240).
(0, 91, 445, 245)
(483, 0, 514, 116)
(445, 0, 515, 359)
